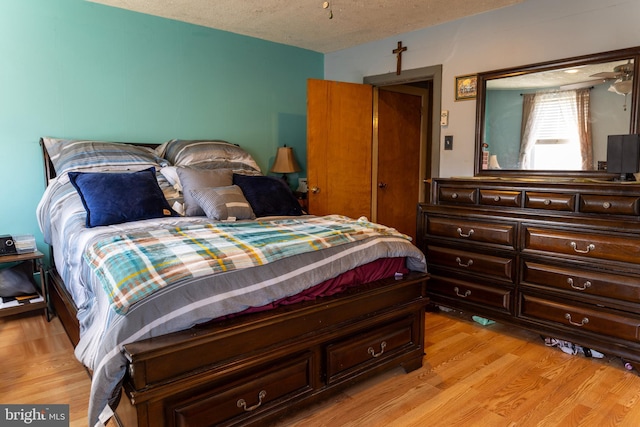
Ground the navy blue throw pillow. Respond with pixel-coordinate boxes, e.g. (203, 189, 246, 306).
(69, 167, 176, 228)
(232, 174, 303, 217)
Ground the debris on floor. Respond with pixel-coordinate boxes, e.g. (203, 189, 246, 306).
(542, 337, 604, 358)
(471, 315, 495, 326)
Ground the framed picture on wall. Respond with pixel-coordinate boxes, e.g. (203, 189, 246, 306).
(455, 74, 477, 101)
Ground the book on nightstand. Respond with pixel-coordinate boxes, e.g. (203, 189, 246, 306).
(0, 294, 43, 308)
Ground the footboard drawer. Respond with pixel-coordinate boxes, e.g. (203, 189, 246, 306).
(168, 353, 313, 427)
(326, 316, 417, 383)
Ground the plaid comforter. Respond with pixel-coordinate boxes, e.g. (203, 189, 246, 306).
(85, 215, 410, 314)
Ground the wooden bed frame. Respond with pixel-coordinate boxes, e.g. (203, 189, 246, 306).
(41, 141, 429, 426)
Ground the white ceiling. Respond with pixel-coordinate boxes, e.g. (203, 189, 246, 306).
(87, 0, 527, 53)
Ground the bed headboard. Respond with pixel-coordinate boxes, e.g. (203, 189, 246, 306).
(40, 138, 56, 186)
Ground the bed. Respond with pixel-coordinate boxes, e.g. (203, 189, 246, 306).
(37, 137, 429, 427)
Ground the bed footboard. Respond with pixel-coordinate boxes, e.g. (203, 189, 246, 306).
(115, 273, 429, 427)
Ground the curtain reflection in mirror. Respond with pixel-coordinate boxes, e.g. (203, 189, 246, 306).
(518, 89, 592, 170)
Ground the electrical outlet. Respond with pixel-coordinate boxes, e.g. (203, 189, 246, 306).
(297, 178, 308, 192)
(444, 135, 453, 150)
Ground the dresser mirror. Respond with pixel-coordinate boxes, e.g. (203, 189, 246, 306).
(475, 46, 640, 178)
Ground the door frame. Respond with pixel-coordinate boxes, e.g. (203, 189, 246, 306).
(364, 65, 442, 202)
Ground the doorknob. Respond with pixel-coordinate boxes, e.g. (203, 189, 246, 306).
(378, 182, 387, 189)
(311, 186, 320, 194)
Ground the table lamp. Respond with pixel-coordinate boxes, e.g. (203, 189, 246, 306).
(270, 145, 301, 186)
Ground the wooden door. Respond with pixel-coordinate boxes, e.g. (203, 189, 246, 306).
(375, 88, 424, 240)
(307, 79, 373, 218)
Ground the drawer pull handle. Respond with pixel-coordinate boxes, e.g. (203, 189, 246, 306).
(456, 227, 475, 238)
(602, 201, 611, 209)
(368, 341, 387, 358)
(451, 192, 459, 199)
(493, 195, 501, 202)
(454, 287, 471, 298)
(567, 278, 592, 291)
(564, 313, 589, 327)
(237, 390, 267, 412)
(570, 242, 595, 254)
(543, 199, 552, 206)
(455, 257, 473, 267)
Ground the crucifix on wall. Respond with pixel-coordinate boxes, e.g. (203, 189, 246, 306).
(393, 41, 407, 75)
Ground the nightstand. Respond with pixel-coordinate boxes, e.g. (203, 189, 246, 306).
(0, 251, 48, 319)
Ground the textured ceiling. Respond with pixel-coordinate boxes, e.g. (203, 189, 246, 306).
(489, 60, 633, 90)
(87, 0, 526, 53)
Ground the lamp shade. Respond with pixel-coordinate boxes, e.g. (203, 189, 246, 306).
(270, 146, 301, 174)
(489, 154, 501, 169)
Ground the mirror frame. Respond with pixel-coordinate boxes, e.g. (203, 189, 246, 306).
(474, 46, 640, 178)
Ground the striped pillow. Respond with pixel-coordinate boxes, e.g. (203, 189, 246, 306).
(155, 139, 261, 173)
(176, 167, 234, 216)
(190, 185, 255, 221)
(43, 137, 166, 177)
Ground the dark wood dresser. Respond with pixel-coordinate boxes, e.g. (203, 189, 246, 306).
(417, 177, 640, 367)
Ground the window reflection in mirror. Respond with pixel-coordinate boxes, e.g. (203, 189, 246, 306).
(476, 47, 640, 177)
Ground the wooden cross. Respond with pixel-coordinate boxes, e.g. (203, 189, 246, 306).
(393, 41, 407, 75)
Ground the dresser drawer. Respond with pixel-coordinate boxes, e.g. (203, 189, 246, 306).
(579, 194, 640, 216)
(520, 294, 640, 343)
(426, 216, 516, 248)
(479, 189, 522, 208)
(427, 245, 515, 282)
(524, 191, 575, 211)
(521, 261, 640, 303)
(438, 187, 477, 205)
(326, 316, 417, 383)
(170, 353, 313, 426)
(522, 226, 640, 264)
(428, 277, 512, 312)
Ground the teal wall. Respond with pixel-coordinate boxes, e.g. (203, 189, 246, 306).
(0, 0, 323, 251)
(484, 89, 523, 169)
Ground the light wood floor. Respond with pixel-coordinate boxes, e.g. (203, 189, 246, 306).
(0, 310, 91, 427)
(3, 309, 640, 426)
